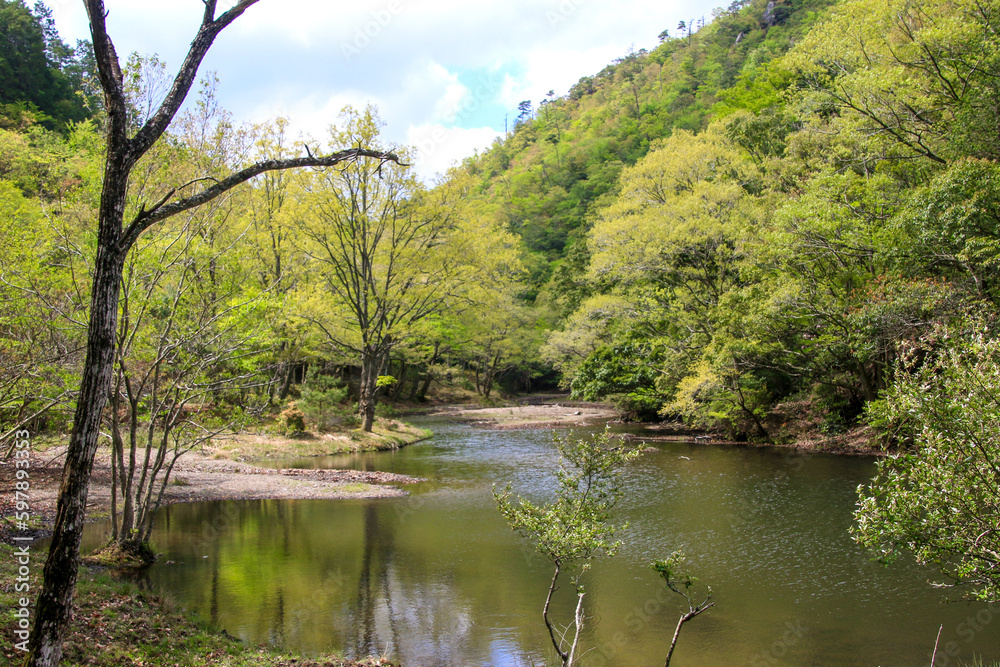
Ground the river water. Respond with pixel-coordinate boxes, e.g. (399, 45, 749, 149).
(79, 419, 1000, 666)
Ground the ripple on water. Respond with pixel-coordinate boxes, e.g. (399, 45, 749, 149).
(71, 418, 1000, 666)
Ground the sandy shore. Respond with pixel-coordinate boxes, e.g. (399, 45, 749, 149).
(0, 401, 623, 542)
(429, 399, 617, 429)
(0, 428, 427, 543)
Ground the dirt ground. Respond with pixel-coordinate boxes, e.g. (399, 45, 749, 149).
(429, 399, 617, 429)
(0, 400, 622, 542)
(0, 429, 427, 543)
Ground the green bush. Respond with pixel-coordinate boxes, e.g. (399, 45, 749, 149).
(278, 403, 305, 436)
(854, 324, 1000, 601)
(298, 369, 350, 431)
(375, 402, 399, 419)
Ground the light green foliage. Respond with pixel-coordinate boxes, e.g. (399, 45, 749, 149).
(494, 427, 641, 665)
(291, 106, 430, 429)
(453, 288, 541, 398)
(540, 294, 634, 386)
(495, 428, 641, 565)
(297, 369, 350, 432)
(0, 177, 77, 433)
(457, 0, 836, 296)
(0, 120, 103, 437)
(854, 326, 1000, 600)
(554, 122, 755, 426)
(784, 0, 1000, 163)
(651, 552, 700, 594)
(294, 111, 523, 425)
(893, 159, 1000, 301)
(375, 375, 397, 389)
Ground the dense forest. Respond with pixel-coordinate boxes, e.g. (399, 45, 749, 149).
(2, 0, 999, 444)
(466, 0, 1000, 447)
(5, 0, 1000, 663)
(2, 0, 999, 446)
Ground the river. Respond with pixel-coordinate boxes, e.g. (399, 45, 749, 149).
(78, 419, 1000, 666)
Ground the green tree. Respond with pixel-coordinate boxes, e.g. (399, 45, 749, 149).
(783, 0, 1000, 164)
(294, 107, 439, 431)
(854, 324, 1000, 601)
(104, 199, 267, 563)
(893, 158, 1000, 302)
(98, 84, 271, 562)
(453, 289, 539, 399)
(296, 123, 519, 429)
(556, 123, 752, 421)
(494, 428, 641, 666)
(28, 2, 401, 663)
(0, 178, 81, 443)
(0, 0, 88, 127)
(244, 117, 308, 404)
(651, 553, 714, 666)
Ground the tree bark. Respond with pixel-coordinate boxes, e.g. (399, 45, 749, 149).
(359, 342, 392, 432)
(542, 564, 570, 665)
(26, 3, 402, 663)
(359, 348, 378, 432)
(390, 358, 407, 401)
(663, 599, 714, 667)
(415, 342, 440, 402)
(28, 227, 126, 666)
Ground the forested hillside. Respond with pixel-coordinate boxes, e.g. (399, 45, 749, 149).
(0, 0, 94, 128)
(442, 0, 1000, 443)
(2, 0, 999, 447)
(465, 0, 836, 282)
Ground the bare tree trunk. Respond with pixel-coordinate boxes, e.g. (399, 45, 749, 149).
(359, 340, 393, 431)
(566, 587, 586, 666)
(415, 342, 440, 402)
(390, 358, 407, 401)
(663, 600, 714, 666)
(542, 564, 570, 665)
(482, 351, 503, 399)
(359, 348, 378, 433)
(28, 237, 125, 666)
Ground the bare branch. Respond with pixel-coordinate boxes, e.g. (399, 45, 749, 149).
(83, 0, 127, 148)
(128, 0, 261, 161)
(120, 149, 405, 251)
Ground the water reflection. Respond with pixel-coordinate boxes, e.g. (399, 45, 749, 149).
(77, 421, 1000, 666)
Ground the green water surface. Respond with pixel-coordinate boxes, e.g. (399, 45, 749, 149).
(79, 420, 1000, 666)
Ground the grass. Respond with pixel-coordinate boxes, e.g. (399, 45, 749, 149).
(0, 544, 396, 666)
(333, 483, 373, 494)
(209, 419, 431, 461)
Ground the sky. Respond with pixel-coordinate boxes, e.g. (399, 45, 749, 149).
(48, 0, 723, 180)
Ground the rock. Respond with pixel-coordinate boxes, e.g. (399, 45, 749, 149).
(762, 0, 777, 26)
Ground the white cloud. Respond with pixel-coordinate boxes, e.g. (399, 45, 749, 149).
(407, 124, 501, 181)
(50, 0, 725, 169)
(432, 76, 471, 123)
